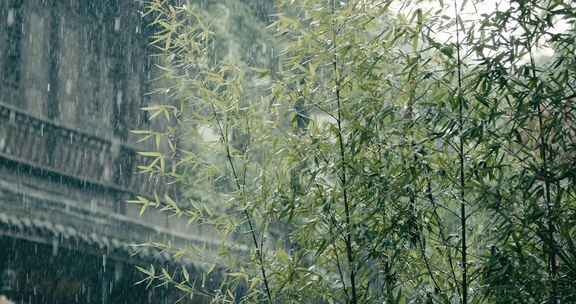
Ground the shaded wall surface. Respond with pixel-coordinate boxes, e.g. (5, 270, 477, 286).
(0, 1, 216, 303)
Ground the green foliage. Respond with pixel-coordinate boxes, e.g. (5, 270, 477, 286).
(133, 0, 576, 303)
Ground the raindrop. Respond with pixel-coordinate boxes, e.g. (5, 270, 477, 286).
(116, 90, 123, 107)
(52, 238, 59, 256)
(114, 17, 121, 32)
(65, 79, 73, 94)
(7, 9, 14, 26)
(114, 262, 123, 282)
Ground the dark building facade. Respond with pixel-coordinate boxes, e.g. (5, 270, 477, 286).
(0, 1, 210, 303)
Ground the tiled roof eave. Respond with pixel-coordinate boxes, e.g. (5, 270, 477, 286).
(0, 212, 175, 265)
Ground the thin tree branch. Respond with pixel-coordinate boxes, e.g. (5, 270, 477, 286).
(525, 11, 558, 303)
(427, 180, 462, 302)
(331, 1, 358, 303)
(209, 101, 274, 304)
(453, 2, 468, 303)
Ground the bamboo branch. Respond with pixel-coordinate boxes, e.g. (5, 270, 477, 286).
(331, 1, 358, 303)
(527, 30, 559, 304)
(453, 2, 468, 303)
(427, 180, 462, 302)
(209, 101, 274, 304)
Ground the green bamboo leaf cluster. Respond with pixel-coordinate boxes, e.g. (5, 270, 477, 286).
(131, 0, 576, 303)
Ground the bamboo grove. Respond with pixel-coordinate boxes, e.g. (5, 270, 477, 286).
(130, 0, 576, 303)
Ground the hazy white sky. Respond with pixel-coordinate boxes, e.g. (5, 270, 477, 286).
(390, 0, 572, 60)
